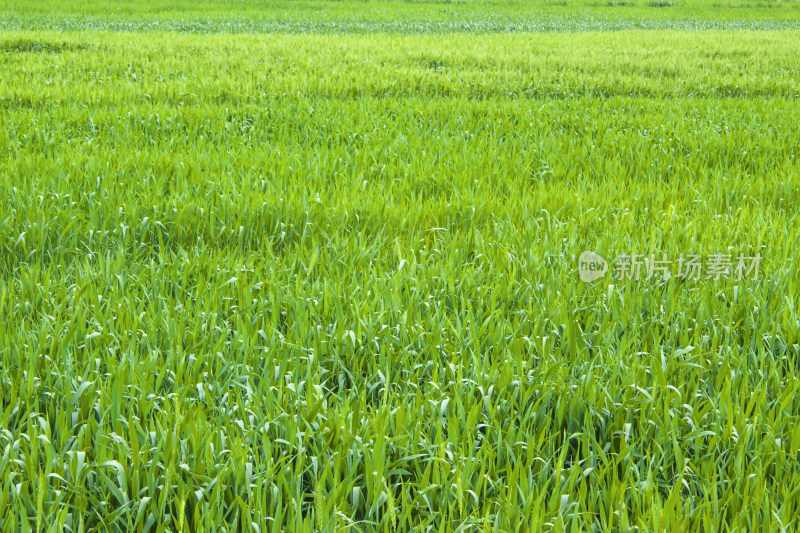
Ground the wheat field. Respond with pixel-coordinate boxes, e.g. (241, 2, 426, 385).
(1, 1, 800, 531)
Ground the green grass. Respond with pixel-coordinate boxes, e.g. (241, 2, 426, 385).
(2, 4, 800, 532)
(2, 0, 800, 32)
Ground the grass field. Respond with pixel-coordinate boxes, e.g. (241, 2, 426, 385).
(3, 0, 800, 32)
(1, 1, 800, 532)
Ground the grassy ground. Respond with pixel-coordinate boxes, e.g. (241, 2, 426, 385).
(1, 2, 800, 532)
(2, 0, 800, 32)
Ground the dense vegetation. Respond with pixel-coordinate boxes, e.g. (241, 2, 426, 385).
(1, 2, 799, 531)
(2, 0, 800, 32)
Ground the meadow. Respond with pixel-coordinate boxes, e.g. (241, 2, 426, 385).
(3, 0, 800, 32)
(1, 1, 800, 532)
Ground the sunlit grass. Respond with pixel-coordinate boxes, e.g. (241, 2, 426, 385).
(2, 0, 800, 33)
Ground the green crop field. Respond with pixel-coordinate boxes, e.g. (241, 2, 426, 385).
(1, 1, 800, 531)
